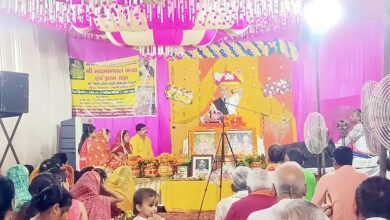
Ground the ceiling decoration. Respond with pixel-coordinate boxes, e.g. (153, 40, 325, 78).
(1, 0, 303, 58)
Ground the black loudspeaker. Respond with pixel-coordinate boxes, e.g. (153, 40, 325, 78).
(0, 71, 29, 118)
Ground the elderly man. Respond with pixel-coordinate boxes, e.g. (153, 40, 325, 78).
(247, 161, 307, 219)
(213, 85, 243, 115)
(225, 168, 277, 220)
(271, 199, 329, 220)
(214, 166, 251, 220)
(312, 146, 368, 220)
(354, 177, 390, 220)
(285, 148, 316, 200)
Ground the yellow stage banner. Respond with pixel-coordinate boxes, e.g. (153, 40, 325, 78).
(70, 57, 156, 117)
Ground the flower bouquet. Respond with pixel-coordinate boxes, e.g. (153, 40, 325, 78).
(157, 153, 176, 177)
(142, 157, 158, 178)
(246, 153, 267, 169)
(127, 156, 143, 177)
(236, 154, 251, 167)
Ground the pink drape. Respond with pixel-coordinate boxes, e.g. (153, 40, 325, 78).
(68, 38, 172, 156)
(68, 0, 385, 148)
(292, 19, 383, 141)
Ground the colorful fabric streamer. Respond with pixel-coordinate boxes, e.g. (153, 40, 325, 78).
(172, 39, 298, 61)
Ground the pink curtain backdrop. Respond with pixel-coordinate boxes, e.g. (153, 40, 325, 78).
(92, 58, 171, 156)
(292, 19, 384, 141)
(68, 0, 385, 150)
(68, 38, 172, 155)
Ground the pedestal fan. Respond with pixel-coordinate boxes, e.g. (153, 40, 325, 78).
(369, 75, 390, 176)
(304, 112, 329, 176)
(361, 81, 381, 154)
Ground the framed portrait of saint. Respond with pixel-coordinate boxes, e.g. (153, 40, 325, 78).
(177, 165, 188, 179)
(191, 155, 213, 177)
(226, 129, 256, 155)
(191, 130, 217, 155)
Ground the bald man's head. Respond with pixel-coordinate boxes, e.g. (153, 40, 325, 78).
(274, 161, 306, 200)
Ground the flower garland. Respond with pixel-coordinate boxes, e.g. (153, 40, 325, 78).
(262, 78, 291, 97)
(165, 84, 194, 105)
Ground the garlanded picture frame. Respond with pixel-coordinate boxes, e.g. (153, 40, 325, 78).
(189, 127, 222, 156)
(191, 155, 213, 178)
(225, 129, 257, 155)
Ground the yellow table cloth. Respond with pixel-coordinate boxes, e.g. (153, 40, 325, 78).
(160, 180, 234, 211)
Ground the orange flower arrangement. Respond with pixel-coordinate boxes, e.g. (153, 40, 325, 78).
(174, 154, 191, 166)
(157, 153, 176, 165)
(143, 156, 158, 165)
(127, 155, 143, 168)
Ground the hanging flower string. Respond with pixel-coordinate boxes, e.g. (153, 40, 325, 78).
(0, 0, 303, 58)
(262, 78, 291, 97)
(0, 0, 302, 36)
(165, 84, 194, 105)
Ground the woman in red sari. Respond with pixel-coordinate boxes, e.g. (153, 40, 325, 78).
(78, 125, 96, 169)
(111, 130, 132, 161)
(86, 129, 122, 170)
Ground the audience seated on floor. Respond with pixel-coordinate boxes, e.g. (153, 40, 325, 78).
(355, 176, 390, 220)
(312, 146, 368, 220)
(215, 166, 251, 220)
(248, 161, 307, 219)
(285, 148, 317, 200)
(266, 144, 286, 171)
(271, 199, 329, 220)
(226, 168, 277, 220)
(0, 176, 15, 220)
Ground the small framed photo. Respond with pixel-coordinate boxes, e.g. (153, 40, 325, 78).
(191, 155, 213, 177)
(177, 165, 188, 179)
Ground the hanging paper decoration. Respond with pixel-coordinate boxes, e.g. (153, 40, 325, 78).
(262, 78, 291, 97)
(0, 0, 303, 58)
(165, 84, 194, 105)
(172, 39, 298, 61)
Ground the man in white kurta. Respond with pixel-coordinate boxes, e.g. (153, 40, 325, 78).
(335, 109, 372, 154)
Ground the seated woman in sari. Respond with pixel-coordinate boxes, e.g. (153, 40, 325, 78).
(111, 130, 132, 162)
(70, 171, 124, 220)
(78, 125, 96, 169)
(106, 166, 136, 218)
(5, 165, 32, 219)
(86, 129, 122, 170)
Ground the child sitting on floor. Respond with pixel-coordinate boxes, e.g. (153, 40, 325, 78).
(133, 188, 164, 220)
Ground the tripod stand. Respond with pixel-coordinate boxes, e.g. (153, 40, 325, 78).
(197, 116, 238, 220)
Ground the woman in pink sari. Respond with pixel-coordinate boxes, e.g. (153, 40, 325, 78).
(111, 130, 132, 161)
(78, 125, 96, 169)
(70, 171, 123, 220)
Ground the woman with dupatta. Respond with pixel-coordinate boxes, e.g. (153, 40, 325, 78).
(70, 171, 123, 220)
(5, 165, 32, 219)
(111, 130, 132, 161)
(78, 125, 96, 169)
(86, 129, 122, 170)
(106, 166, 136, 219)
